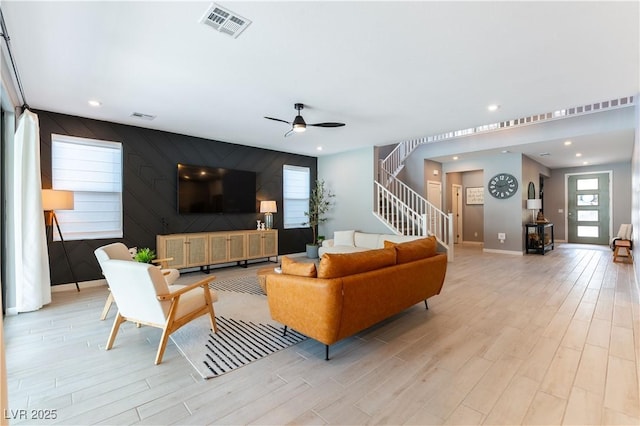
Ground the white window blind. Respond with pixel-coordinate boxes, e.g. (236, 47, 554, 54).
(283, 165, 310, 229)
(52, 134, 123, 241)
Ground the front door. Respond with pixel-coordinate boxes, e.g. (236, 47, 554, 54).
(567, 172, 610, 245)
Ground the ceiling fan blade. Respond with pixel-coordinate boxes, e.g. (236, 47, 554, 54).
(264, 116, 291, 125)
(284, 129, 294, 137)
(308, 122, 346, 128)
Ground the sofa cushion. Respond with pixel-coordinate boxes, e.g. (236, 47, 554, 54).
(320, 246, 370, 256)
(386, 236, 438, 264)
(317, 247, 397, 279)
(334, 230, 356, 247)
(353, 232, 379, 249)
(281, 256, 317, 278)
(380, 234, 421, 245)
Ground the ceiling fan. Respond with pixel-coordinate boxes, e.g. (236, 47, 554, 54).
(264, 103, 345, 137)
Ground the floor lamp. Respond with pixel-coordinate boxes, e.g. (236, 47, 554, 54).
(42, 189, 79, 291)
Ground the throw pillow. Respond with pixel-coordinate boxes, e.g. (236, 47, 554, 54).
(394, 236, 438, 264)
(383, 240, 396, 249)
(317, 247, 396, 279)
(281, 256, 317, 278)
(333, 230, 356, 247)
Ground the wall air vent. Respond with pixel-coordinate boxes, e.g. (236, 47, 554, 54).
(131, 112, 156, 121)
(199, 3, 251, 39)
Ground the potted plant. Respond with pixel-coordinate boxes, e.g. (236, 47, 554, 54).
(134, 247, 156, 264)
(304, 179, 335, 258)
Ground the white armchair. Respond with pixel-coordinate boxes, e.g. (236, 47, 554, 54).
(98, 258, 218, 364)
(95, 242, 180, 320)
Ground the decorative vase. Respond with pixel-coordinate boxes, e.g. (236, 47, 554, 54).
(306, 244, 319, 259)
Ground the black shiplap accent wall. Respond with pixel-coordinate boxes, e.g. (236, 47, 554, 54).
(38, 110, 316, 285)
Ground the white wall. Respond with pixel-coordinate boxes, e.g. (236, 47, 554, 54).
(632, 100, 640, 288)
(442, 152, 524, 253)
(0, 66, 18, 426)
(318, 146, 389, 239)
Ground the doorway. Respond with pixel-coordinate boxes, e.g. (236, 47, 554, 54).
(452, 184, 462, 243)
(567, 172, 611, 245)
(426, 180, 442, 234)
(427, 180, 442, 210)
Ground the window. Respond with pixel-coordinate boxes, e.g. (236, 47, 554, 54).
(283, 165, 310, 229)
(577, 178, 598, 190)
(577, 210, 598, 222)
(51, 134, 123, 240)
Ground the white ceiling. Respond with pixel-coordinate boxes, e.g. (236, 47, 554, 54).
(2, 1, 638, 167)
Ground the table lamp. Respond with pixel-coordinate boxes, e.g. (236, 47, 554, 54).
(260, 200, 277, 230)
(526, 199, 542, 223)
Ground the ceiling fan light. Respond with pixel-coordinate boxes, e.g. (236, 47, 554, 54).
(292, 114, 306, 132)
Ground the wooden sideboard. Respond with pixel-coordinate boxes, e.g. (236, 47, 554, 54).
(157, 229, 278, 270)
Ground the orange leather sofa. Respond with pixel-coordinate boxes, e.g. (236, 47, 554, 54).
(266, 236, 447, 359)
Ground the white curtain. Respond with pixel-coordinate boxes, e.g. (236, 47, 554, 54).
(7, 109, 51, 312)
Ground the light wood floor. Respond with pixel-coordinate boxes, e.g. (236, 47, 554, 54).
(4, 244, 640, 425)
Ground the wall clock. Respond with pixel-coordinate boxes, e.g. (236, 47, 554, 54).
(488, 173, 518, 199)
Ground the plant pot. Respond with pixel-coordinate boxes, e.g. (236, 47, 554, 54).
(306, 244, 319, 259)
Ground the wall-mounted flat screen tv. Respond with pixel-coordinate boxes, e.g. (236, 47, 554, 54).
(177, 163, 256, 214)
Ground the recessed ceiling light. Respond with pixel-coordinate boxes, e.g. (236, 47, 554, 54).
(576, 153, 582, 157)
(564, 140, 572, 146)
(487, 104, 500, 112)
(501, 150, 510, 154)
(583, 161, 589, 165)
(316, 146, 323, 151)
(88, 100, 102, 107)
(453, 156, 459, 160)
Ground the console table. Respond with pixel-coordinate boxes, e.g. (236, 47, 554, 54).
(525, 223, 554, 255)
(157, 229, 278, 271)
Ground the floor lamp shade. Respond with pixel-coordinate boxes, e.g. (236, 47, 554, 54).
(42, 189, 74, 211)
(260, 200, 277, 229)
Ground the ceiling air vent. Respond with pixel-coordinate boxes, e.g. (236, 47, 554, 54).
(199, 3, 251, 38)
(131, 112, 156, 121)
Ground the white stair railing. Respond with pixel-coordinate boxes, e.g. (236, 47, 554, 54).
(374, 181, 425, 236)
(380, 137, 425, 178)
(374, 173, 453, 261)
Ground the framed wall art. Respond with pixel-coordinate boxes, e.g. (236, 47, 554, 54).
(466, 187, 484, 205)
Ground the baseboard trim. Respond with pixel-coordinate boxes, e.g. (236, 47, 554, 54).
(460, 241, 483, 246)
(482, 248, 524, 256)
(52, 279, 107, 293)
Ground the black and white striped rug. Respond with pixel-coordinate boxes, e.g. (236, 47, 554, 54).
(171, 275, 307, 379)
(202, 316, 306, 377)
(208, 275, 266, 295)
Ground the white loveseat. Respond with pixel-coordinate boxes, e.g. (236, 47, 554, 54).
(318, 230, 421, 256)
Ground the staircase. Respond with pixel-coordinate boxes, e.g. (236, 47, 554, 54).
(372, 95, 637, 262)
(375, 143, 454, 261)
